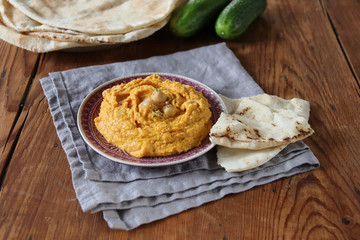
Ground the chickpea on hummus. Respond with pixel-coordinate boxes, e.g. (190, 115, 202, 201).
(94, 74, 213, 158)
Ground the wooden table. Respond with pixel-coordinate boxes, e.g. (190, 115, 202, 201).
(1, 0, 359, 239)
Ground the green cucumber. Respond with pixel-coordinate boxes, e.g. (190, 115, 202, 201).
(169, 0, 231, 37)
(215, 0, 267, 40)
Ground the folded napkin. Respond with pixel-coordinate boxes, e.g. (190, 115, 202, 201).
(40, 43, 320, 230)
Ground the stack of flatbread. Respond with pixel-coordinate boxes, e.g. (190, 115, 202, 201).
(0, 0, 184, 52)
(210, 94, 314, 172)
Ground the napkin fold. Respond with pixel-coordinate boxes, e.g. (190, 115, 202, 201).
(40, 43, 319, 230)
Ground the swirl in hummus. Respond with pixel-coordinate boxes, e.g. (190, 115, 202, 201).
(94, 74, 213, 158)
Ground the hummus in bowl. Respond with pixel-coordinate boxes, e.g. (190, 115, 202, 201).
(77, 73, 227, 167)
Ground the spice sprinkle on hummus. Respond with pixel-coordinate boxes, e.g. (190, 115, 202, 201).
(94, 74, 213, 158)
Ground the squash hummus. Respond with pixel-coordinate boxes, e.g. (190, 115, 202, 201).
(94, 74, 213, 158)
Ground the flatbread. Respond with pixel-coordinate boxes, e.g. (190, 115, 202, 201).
(0, 0, 73, 33)
(27, 18, 169, 44)
(0, 17, 87, 52)
(217, 144, 287, 172)
(0, 17, 170, 52)
(8, 0, 181, 34)
(210, 94, 314, 149)
(211, 94, 314, 172)
(0, 0, 183, 51)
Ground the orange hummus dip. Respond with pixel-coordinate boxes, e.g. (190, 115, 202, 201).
(94, 74, 213, 158)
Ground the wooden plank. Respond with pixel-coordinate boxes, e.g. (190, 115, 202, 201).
(231, 1, 360, 238)
(0, 0, 360, 239)
(0, 40, 39, 180)
(322, 0, 360, 81)
(0, 78, 106, 239)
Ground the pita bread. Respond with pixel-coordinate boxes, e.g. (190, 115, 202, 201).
(217, 144, 287, 172)
(27, 18, 169, 44)
(0, 18, 88, 52)
(210, 94, 314, 149)
(0, 0, 82, 33)
(8, 0, 181, 34)
(0, 0, 178, 52)
(0, 18, 169, 52)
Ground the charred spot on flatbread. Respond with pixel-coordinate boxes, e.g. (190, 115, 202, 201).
(237, 107, 250, 116)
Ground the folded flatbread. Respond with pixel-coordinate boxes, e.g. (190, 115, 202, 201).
(217, 144, 287, 172)
(210, 94, 314, 150)
(211, 94, 314, 172)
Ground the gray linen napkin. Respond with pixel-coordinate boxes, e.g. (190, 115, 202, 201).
(40, 43, 319, 230)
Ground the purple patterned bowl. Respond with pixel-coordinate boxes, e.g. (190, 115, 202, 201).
(77, 73, 227, 167)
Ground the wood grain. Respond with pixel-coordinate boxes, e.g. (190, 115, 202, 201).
(0, 0, 359, 239)
(0, 41, 39, 180)
(322, 0, 360, 81)
(234, 1, 360, 237)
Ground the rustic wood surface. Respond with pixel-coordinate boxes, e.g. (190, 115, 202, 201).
(0, 0, 359, 239)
